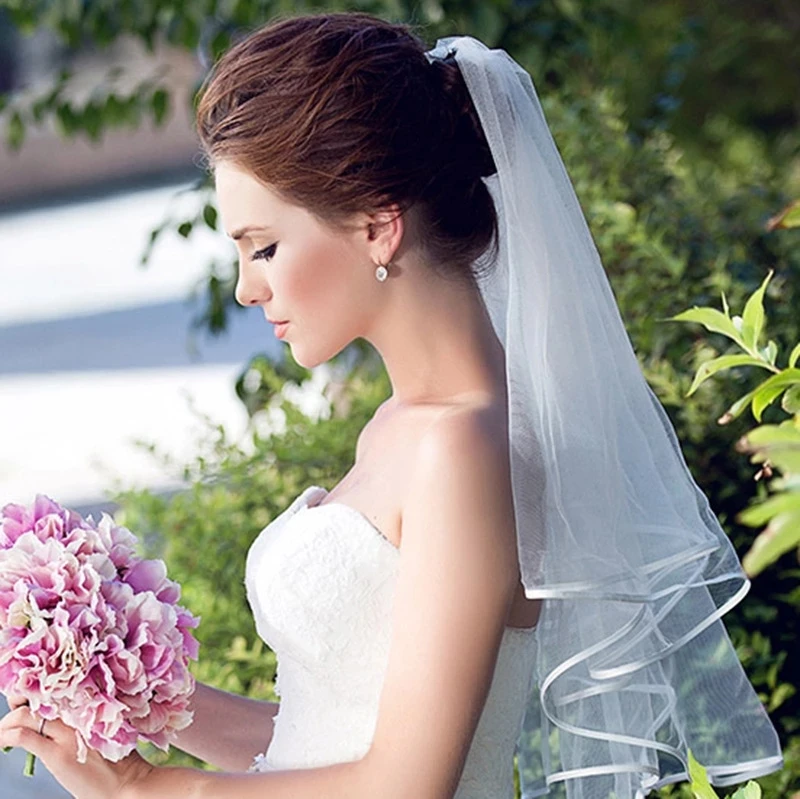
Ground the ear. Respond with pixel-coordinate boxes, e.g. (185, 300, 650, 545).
(364, 204, 404, 265)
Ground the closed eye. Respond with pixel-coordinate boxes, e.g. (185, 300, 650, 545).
(251, 243, 277, 262)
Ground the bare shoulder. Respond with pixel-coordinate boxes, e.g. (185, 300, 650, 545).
(423, 401, 507, 453)
(401, 400, 515, 567)
(411, 402, 510, 499)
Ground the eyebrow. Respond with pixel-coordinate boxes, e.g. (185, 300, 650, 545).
(229, 224, 271, 240)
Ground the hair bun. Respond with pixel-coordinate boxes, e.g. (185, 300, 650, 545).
(197, 13, 499, 280)
(429, 54, 497, 180)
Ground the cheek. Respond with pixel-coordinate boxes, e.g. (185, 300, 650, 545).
(289, 239, 357, 319)
(285, 266, 360, 368)
(284, 267, 322, 311)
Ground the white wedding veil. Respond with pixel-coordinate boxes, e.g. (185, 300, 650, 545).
(424, 36, 784, 799)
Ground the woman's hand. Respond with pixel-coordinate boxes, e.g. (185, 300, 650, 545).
(0, 706, 156, 799)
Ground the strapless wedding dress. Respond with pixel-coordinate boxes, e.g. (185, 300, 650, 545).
(245, 485, 539, 798)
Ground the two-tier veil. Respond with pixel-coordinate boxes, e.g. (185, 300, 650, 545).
(424, 36, 783, 799)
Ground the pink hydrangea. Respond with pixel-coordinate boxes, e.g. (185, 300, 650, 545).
(0, 494, 199, 768)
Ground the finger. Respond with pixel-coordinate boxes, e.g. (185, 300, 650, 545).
(0, 723, 60, 764)
(0, 706, 75, 748)
(0, 705, 37, 732)
(29, 716, 75, 747)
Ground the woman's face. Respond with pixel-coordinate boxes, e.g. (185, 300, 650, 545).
(215, 160, 385, 368)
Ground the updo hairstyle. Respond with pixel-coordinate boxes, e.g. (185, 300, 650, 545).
(195, 12, 499, 284)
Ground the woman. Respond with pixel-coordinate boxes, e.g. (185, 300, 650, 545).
(0, 11, 783, 799)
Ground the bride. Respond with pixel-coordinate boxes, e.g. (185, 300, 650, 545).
(0, 11, 782, 799)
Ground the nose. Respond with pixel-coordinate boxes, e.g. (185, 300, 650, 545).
(234, 261, 271, 308)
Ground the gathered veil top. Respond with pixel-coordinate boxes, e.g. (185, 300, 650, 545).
(245, 485, 539, 799)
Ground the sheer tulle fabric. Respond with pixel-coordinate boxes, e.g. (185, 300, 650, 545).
(425, 36, 783, 798)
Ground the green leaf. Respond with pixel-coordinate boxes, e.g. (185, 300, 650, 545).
(767, 682, 795, 713)
(203, 204, 218, 231)
(55, 102, 78, 136)
(742, 509, 800, 577)
(719, 389, 758, 425)
(178, 221, 193, 238)
(211, 29, 232, 61)
(766, 199, 800, 231)
(177, 14, 201, 49)
(784, 203, 800, 229)
(741, 420, 800, 474)
(783, 385, 800, 415)
(669, 307, 745, 348)
(83, 100, 102, 141)
(789, 342, 800, 369)
(729, 782, 761, 799)
(738, 492, 800, 527)
(104, 93, 125, 126)
(140, 222, 168, 266)
(7, 110, 24, 150)
(747, 370, 800, 420)
(760, 340, 778, 366)
(752, 382, 787, 422)
(686, 354, 770, 397)
(687, 750, 718, 799)
(745, 419, 800, 448)
(151, 88, 169, 126)
(741, 271, 773, 350)
(120, 95, 142, 127)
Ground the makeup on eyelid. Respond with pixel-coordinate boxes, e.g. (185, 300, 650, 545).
(251, 243, 277, 261)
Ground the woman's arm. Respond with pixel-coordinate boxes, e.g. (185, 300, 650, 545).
(126, 757, 371, 799)
(174, 682, 279, 772)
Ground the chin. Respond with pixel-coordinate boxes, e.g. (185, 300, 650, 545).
(287, 345, 327, 370)
(286, 333, 356, 371)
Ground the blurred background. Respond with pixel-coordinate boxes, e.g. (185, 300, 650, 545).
(0, 20, 270, 517)
(0, 2, 798, 797)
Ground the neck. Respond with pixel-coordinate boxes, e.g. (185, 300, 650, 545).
(362, 263, 506, 409)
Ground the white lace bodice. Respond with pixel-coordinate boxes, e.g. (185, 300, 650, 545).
(245, 485, 538, 798)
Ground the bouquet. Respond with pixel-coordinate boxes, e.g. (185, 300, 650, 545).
(0, 494, 200, 777)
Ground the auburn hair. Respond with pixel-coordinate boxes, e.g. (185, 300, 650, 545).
(196, 12, 498, 283)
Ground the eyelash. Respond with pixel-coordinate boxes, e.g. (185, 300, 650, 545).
(251, 243, 277, 262)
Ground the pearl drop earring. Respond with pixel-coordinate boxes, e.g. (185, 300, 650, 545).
(375, 260, 390, 282)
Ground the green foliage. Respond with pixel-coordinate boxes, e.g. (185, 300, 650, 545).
(688, 750, 720, 799)
(538, 84, 800, 385)
(550, 102, 800, 776)
(688, 751, 762, 799)
(670, 259, 800, 579)
(666, 209, 800, 797)
(738, 417, 800, 577)
(1, 63, 172, 150)
(583, 1, 800, 162)
(669, 271, 791, 418)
